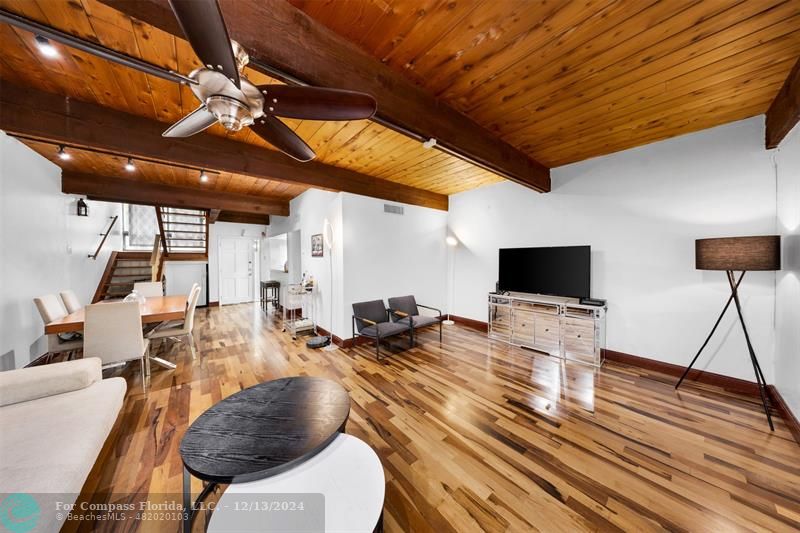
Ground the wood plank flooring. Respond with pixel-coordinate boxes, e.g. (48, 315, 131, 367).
(84, 303, 799, 532)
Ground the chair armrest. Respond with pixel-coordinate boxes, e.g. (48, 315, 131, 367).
(390, 309, 409, 318)
(353, 315, 377, 326)
(0, 358, 102, 407)
(417, 304, 443, 316)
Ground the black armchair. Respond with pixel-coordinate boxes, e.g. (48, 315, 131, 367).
(388, 295, 442, 344)
(352, 300, 412, 360)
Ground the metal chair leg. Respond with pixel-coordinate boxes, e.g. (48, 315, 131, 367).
(140, 357, 147, 393)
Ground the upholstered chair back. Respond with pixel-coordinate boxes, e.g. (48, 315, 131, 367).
(84, 301, 145, 366)
(133, 281, 163, 298)
(59, 290, 82, 315)
(387, 295, 420, 317)
(184, 285, 202, 332)
(34, 294, 67, 324)
(352, 300, 388, 332)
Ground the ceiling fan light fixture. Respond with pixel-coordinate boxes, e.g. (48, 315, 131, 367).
(206, 95, 253, 132)
(124, 157, 136, 172)
(35, 35, 59, 58)
(57, 145, 71, 160)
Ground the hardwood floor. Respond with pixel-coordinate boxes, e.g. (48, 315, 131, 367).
(84, 303, 799, 532)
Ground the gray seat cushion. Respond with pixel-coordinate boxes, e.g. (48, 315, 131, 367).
(360, 321, 410, 338)
(397, 315, 440, 328)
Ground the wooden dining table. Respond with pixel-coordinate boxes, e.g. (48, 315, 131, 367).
(45, 295, 188, 370)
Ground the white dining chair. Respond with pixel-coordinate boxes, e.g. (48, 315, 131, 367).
(59, 290, 82, 314)
(133, 281, 163, 298)
(33, 294, 83, 363)
(147, 285, 201, 359)
(83, 301, 151, 392)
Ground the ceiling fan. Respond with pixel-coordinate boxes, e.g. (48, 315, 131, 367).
(160, 0, 377, 162)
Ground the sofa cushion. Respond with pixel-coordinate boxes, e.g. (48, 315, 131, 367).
(0, 376, 126, 531)
(0, 358, 102, 407)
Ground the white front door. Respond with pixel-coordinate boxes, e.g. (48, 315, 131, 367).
(219, 238, 255, 305)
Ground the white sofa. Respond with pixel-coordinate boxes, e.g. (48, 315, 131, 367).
(0, 358, 126, 530)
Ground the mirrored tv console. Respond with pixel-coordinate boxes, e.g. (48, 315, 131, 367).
(488, 292, 606, 366)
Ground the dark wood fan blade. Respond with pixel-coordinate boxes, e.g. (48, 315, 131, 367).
(169, 0, 240, 88)
(250, 116, 316, 162)
(162, 105, 217, 137)
(258, 85, 377, 120)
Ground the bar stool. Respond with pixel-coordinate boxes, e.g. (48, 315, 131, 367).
(261, 280, 280, 313)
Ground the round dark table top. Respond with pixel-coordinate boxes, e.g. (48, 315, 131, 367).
(179, 376, 351, 483)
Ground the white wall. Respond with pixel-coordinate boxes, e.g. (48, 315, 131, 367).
(449, 117, 778, 383)
(208, 221, 267, 303)
(342, 193, 448, 336)
(267, 190, 448, 339)
(0, 133, 122, 369)
(775, 123, 800, 417)
(267, 189, 344, 335)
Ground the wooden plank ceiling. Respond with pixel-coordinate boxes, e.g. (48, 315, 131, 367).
(0, 0, 798, 198)
(290, 0, 800, 167)
(0, 0, 503, 198)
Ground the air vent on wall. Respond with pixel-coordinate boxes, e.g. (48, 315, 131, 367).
(384, 204, 404, 215)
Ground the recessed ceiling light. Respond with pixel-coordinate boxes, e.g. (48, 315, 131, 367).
(125, 157, 136, 172)
(35, 35, 59, 58)
(199, 170, 209, 182)
(57, 145, 71, 160)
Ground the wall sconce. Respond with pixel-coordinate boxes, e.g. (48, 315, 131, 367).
(77, 198, 89, 217)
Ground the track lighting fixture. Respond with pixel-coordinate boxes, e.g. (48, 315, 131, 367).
(35, 35, 59, 58)
(57, 145, 70, 160)
(125, 157, 136, 172)
(199, 169, 209, 182)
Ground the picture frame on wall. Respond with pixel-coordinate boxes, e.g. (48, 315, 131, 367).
(311, 234, 323, 257)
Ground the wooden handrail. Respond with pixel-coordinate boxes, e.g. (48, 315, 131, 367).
(150, 234, 163, 281)
(88, 215, 118, 260)
(155, 206, 168, 255)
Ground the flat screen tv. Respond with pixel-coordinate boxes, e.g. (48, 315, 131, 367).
(498, 245, 590, 299)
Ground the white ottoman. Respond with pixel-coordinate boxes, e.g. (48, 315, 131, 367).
(208, 433, 385, 533)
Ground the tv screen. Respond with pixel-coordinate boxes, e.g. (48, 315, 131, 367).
(498, 246, 590, 298)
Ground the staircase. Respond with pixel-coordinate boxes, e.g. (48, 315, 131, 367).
(92, 252, 153, 302)
(92, 235, 165, 302)
(157, 207, 208, 254)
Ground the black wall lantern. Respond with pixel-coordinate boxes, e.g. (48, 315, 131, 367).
(77, 198, 89, 217)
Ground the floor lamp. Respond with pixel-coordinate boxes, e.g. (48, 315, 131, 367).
(675, 235, 781, 430)
(443, 235, 458, 325)
(322, 219, 339, 351)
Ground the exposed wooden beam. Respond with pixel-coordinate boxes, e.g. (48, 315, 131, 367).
(208, 209, 222, 224)
(0, 83, 448, 210)
(97, 0, 551, 193)
(62, 171, 289, 216)
(216, 212, 270, 225)
(766, 57, 800, 149)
